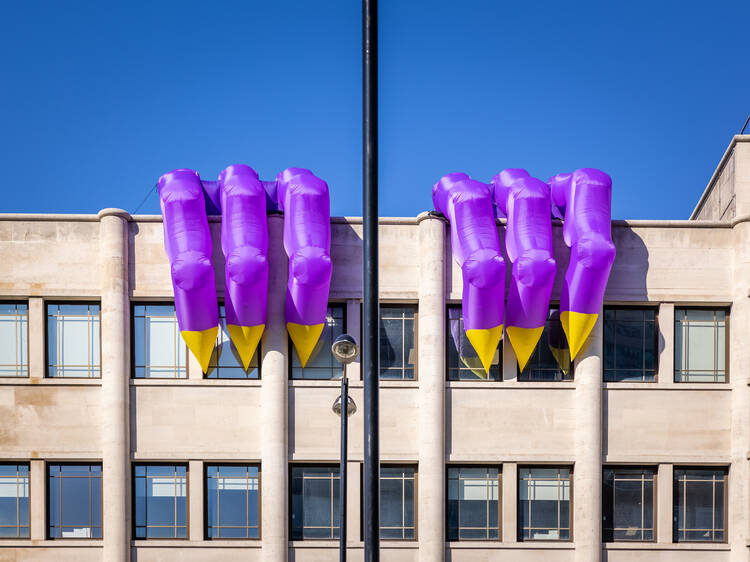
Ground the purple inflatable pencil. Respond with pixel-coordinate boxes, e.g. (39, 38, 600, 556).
(548, 168, 616, 359)
(158, 169, 219, 372)
(493, 169, 557, 370)
(276, 168, 333, 367)
(433, 173, 505, 374)
(218, 165, 268, 370)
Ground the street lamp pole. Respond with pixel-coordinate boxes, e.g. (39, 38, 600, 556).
(332, 335, 359, 562)
(362, 0, 380, 559)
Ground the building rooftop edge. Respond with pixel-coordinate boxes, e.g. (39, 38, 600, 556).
(690, 135, 750, 220)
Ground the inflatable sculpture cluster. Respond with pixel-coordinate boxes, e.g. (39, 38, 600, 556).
(158, 164, 614, 377)
(158, 166, 331, 373)
(434, 168, 615, 373)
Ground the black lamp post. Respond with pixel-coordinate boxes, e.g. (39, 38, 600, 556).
(331, 334, 359, 561)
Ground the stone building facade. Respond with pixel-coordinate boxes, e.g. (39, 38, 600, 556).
(0, 135, 749, 561)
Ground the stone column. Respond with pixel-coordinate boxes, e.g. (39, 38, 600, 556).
(98, 209, 130, 562)
(574, 313, 602, 562)
(729, 221, 750, 561)
(189, 460, 204, 541)
(416, 213, 446, 562)
(501, 462, 518, 542)
(261, 214, 289, 561)
(656, 464, 673, 544)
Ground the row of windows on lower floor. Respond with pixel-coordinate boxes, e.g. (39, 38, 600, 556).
(0, 301, 729, 383)
(0, 462, 727, 543)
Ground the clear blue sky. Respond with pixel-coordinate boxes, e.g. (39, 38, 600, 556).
(1, 1, 748, 219)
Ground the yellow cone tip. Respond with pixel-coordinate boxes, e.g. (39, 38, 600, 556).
(181, 326, 219, 374)
(465, 325, 503, 374)
(227, 324, 265, 371)
(287, 322, 325, 367)
(560, 311, 598, 360)
(506, 325, 544, 372)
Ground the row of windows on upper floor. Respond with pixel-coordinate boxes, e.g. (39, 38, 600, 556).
(0, 302, 728, 383)
(0, 461, 727, 544)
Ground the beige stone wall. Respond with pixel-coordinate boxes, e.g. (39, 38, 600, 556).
(0, 137, 749, 560)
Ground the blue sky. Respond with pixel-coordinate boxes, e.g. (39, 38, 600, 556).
(0, 1, 748, 219)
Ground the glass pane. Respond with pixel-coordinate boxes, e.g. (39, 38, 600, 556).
(446, 306, 501, 381)
(519, 308, 571, 381)
(291, 306, 345, 380)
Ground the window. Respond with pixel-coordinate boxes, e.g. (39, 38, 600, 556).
(0, 303, 28, 377)
(519, 309, 573, 381)
(675, 309, 727, 382)
(604, 308, 657, 382)
(380, 466, 416, 539)
(133, 304, 186, 378)
(47, 303, 100, 378)
(206, 464, 259, 539)
(291, 305, 345, 380)
(446, 306, 501, 381)
(380, 306, 416, 380)
(290, 466, 340, 539)
(674, 468, 727, 543)
(447, 466, 500, 540)
(134, 464, 187, 539)
(603, 467, 655, 541)
(518, 467, 571, 541)
(0, 463, 29, 538)
(48, 464, 102, 539)
(206, 306, 260, 379)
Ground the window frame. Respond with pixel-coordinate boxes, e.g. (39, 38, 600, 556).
(445, 464, 502, 542)
(132, 462, 189, 540)
(379, 304, 418, 381)
(0, 462, 30, 539)
(0, 301, 29, 378)
(602, 465, 657, 543)
(603, 306, 659, 383)
(45, 302, 102, 379)
(673, 307, 730, 384)
(130, 302, 188, 380)
(205, 303, 262, 380)
(288, 303, 347, 381)
(203, 462, 261, 540)
(673, 466, 728, 543)
(445, 304, 502, 382)
(289, 463, 341, 541)
(378, 464, 418, 541)
(46, 462, 103, 540)
(517, 465, 574, 542)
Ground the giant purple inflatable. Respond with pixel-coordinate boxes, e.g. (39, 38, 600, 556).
(433, 173, 505, 374)
(549, 168, 616, 359)
(218, 165, 268, 370)
(158, 169, 220, 373)
(493, 169, 556, 370)
(276, 168, 333, 367)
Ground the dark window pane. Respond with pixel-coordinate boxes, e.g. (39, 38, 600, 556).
(446, 307, 501, 381)
(519, 309, 572, 381)
(48, 464, 101, 539)
(674, 468, 726, 542)
(133, 464, 187, 539)
(291, 466, 339, 540)
(519, 467, 571, 541)
(447, 466, 500, 541)
(291, 306, 345, 380)
(379, 307, 416, 380)
(603, 308, 657, 382)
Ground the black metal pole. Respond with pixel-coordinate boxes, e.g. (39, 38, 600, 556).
(362, 0, 380, 559)
(339, 376, 348, 561)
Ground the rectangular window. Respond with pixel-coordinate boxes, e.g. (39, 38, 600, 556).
(674, 468, 727, 543)
(518, 309, 573, 382)
(0, 303, 28, 377)
(133, 464, 187, 539)
(47, 303, 100, 378)
(604, 308, 657, 382)
(446, 306, 501, 381)
(48, 464, 102, 539)
(518, 467, 571, 541)
(0, 463, 29, 538)
(602, 467, 655, 542)
(447, 466, 500, 541)
(206, 464, 259, 539)
(380, 466, 416, 539)
(290, 465, 340, 539)
(380, 306, 416, 380)
(133, 304, 186, 379)
(291, 305, 345, 380)
(675, 309, 727, 382)
(206, 306, 260, 379)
